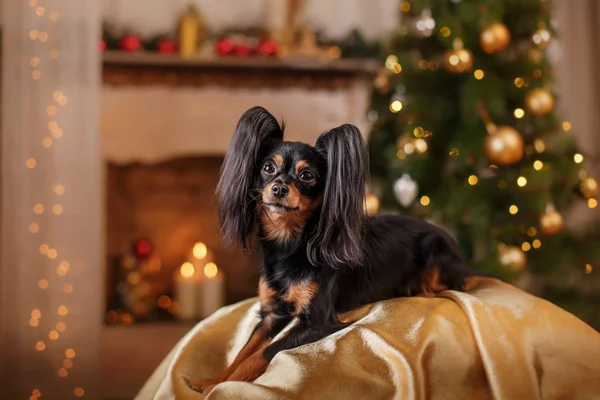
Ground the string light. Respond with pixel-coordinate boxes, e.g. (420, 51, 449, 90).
(533, 160, 543, 171)
(204, 262, 219, 278)
(29, 318, 39, 327)
(29, 0, 38, 7)
(56, 322, 66, 332)
(29, 223, 40, 233)
(588, 199, 598, 209)
(385, 54, 398, 69)
(474, 69, 484, 80)
(509, 205, 519, 214)
(527, 227, 537, 236)
(562, 121, 572, 131)
(30, 57, 40, 67)
(573, 153, 584, 164)
(468, 175, 478, 185)
(517, 176, 527, 187)
(32, 389, 41, 398)
(50, 11, 60, 21)
(514, 77, 525, 88)
(389, 100, 403, 113)
(47, 248, 58, 259)
(514, 108, 525, 118)
(38, 279, 48, 289)
(48, 330, 59, 340)
(26, 158, 37, 168)
(533, 139, 546, 153)
(35, 6, 45, 16)
(522, 242, 531, 252)
(52, 128, 63, 139)
(52, 204, 63, 215)
(39, 244, 49, 255)
(29, 30, 39, 40)
(58, 368, 68, 378)
(42, 137, 53, 148)
(404, 142, 415, 154)
(414, 139, 428, 153)
(585, 264, 593, 274)
(400, 1, 410, 12)
(440, 26, 451, 37)
(46, 105, 57, 116)
(62, 283, 73, 294)
(38, 32, 49, 42)
(74, 388, 85, 397)
(35, 341, 46, 351)
(57, 305, 68, 316)
(532, 239, 542, 248)
(420, 196, 431, 206)
(34, 204, 44, 214)
(533, 69, 542, 78)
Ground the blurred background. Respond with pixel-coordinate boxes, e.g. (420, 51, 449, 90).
(0, 0, 598, 399)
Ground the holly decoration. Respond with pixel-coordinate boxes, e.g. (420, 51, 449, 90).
(258, 39, 278, 57)
(156, 38, 178, 54)
(119, 34, 142, 52)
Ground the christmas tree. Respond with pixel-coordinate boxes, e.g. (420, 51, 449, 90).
(367, 0, 600, 326)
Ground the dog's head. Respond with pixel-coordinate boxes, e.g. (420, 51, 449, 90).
(216, 106, 367, 267)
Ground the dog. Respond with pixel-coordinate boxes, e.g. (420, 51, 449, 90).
(192, 106, 465, 393)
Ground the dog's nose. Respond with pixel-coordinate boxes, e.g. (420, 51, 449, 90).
(271, 183, 289, 199)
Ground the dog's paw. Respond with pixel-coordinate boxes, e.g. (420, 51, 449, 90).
(190, 377, 224, 393)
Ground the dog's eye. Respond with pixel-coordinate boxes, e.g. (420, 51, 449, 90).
(299, 171, 314, 182)
(263, 163, 276, 174)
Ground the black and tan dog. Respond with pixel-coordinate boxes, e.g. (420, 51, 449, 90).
(192, 106, 465, 393)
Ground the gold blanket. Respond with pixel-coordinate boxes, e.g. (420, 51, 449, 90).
(136, 278, 600, 400)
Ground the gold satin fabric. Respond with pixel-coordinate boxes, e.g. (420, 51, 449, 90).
(136, 277, 600, 400)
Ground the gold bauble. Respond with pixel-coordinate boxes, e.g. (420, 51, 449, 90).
(580, 177, 599, 199)
(480, 22, 511, 54)
(540, 203, 563, 235)
(525, 88, 555, 116)
(443, 48, 473, 73)
(499, 245, 527, 272)
(484, 126, 524, 166)
(365, 193, 381, 215)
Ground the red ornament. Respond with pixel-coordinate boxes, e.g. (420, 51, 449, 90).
(215, 37, 236, 56)
(134, 239, 153, 259)
(156, 38, 177, 54)
(99, 39, 106, 52)
(119, 34, 142, 52)
(258, 39, 278, 57)
(235, 43, 251, 57)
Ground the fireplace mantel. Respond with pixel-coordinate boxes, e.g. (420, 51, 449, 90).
(102, 52, 377, 164)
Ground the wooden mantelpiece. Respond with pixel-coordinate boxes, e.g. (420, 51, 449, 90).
(102, 51, 379, 90)
(101, 52, 378, 164)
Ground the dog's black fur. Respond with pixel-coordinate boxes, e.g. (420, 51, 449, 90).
(192, 106, 466, 392)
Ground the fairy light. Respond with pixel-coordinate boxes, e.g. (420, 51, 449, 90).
(62, 283, 73, 294)
(49, 330, 59, 340)
(74, 388, 85, 397)
(32, 389, 41, 398)
(50, 11, 60, 21)
(33, 203, 44, 214)
(588, 199, 598, 209)
(35, 6, 45, 16)
(52, 204, 63, 215)
(26, 158, 37, 168)
(532, 239, 542, 249)
(35, 341, 46, 351)
(389, 100, 403, 113)
(29, 223, 40, 233)
(527, 227, 537, 236)
(440, 26, 451, 37)
(57, 305, 68, 316)
(522, 242, 531, 252)
(534, 139, 546, 153)
(509, 205, 519, 214)
(517, 176, 527, 187)
(29, 318, 39, 327)
(573, 153, 584, 164)
(404, 142, 415, 154)
(514, 77, 525, 88)
(585, 264, 593, 274)
(420, 196, 431, 206)
(58, 368, 68, 378)
(400, 1, 410, 12)
(204, 262, 219, 278)
(468, 175, 478, 185)
(38, 32, 49, 42)
(533, 160, 543, 171)
(474, 69, 484, 80)
(42, 137, 53, 148)
(514, 108, 525, 118)
(38, 279, 49, 289)
(414, 139, 428, 153)
(47, 248, 58, 259)
(39, 244, 49, 254)
(562, 121, 572, 131)
(46, 105, 57, 116)
(385, 54, 399, 69)
(29, 30, 39, 40)
(56, 322, 66, 332)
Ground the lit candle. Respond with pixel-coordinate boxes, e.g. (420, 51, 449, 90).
(196, 262, 225, 319)
(174, 262, 198, 320)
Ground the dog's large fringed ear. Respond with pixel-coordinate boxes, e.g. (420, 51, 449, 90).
(310, 124, 368, 268)
(216, 106, 283, 251)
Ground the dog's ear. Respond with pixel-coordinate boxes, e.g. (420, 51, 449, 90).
(216, 106, 284, 251)
(309, 124, 368, 268)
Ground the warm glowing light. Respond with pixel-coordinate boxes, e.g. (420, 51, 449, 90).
(42, 137, 53, 148)
(562, 121, 572, 131)
(32, 389, 41, 398)
(63, 359, 73, 368)
(52, 204, 63, 215)
(180, 262, 195, 278)
(400, 1, 410, 12)
(193, 242, 208, 259)
(31, 309, 41, 319)
(474, 69, 484, 80)
(35, 341, 46, 351)
(34, 203, 44, 214)
(74, 388, 85, 397)
(396, 150, 406, 160)
(50, 11, 60, 21)
(35, 6, 45, 16)
(533, 160, 543, 171)
(57, 261, 70, 276)
(389, 100, 403, 113)
(62, 283, 73, 294)
(204, 262, 218, 278)
(50, 49, 59, 59)
(65, 348, 76, 358)
(521, 242, 531, 252)
(30, 57, 40, 67)
(38, 32, 48, 42)
(158, 295, 172, 309)
(52, 128, 63, 139)
(468, 175, 478, 185)
(588, 198, 598, 209)
(413, 127, 424, 137)
(105, 311, 119, 324)
(29, 318, 39, 327)
(533, 69, 542, 78)
(420, 196, 431, 206)
(46, 105, 57, 116)
(534, 139, 545, 153)
(391, 63, 402, 74)
(414, 139, 428, 153)
(517, 176, 527, 187)
(26, 158, 37, 168)
(404, 142, 415, 154)
(528, 227, 537, 237)
(49, 330, 59, 340)
(57, 305, 68, 316)
(585, 264, 593, 274)
(509, 205, 519, 215)
(47, 248, 58, 259)
(58, 368, 68, 378)
(448, 55, 459, 66)
(514, 108, 525, 118)
(31, 70, 41, 80)
(127, 271, 141, 285)
(29, 30, 39, 40)
(440, 26, 451, 37)
(38, 279, 48, 289)
(532, 239, 542, 249)
(29, 223, 40, 233)
(29, 0, 38, 7)
(54, 184, 65, 195)
(573, 153, 584, 164)
(449, 148, 460, 158)
(56, 322, 66, 332)
(514, 77, 525, 87)
(385, 54, 398, 69)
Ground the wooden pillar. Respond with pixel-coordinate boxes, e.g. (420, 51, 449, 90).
(0, 0, 102, 398)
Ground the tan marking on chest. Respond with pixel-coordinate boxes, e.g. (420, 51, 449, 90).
(283, 281, 319, 315)
(258, 277, 277, 312)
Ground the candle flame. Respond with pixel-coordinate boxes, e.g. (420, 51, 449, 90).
(193, 242, 208, 259)
(180, 262, 195, 278)
(204, 262, 218, 278)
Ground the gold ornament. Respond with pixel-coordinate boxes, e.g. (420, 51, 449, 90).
(580, 177, 599, 199)
(365, 193, 380, 215)
(444, 38, 473, 73)
(178, 2, 206, 58)
(480, 22, 511, 54)
(525, 88, 555, 116)
(540, 203, 563, 235)
(484, 126, 524, 166)
(499, 245, 527, 272)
